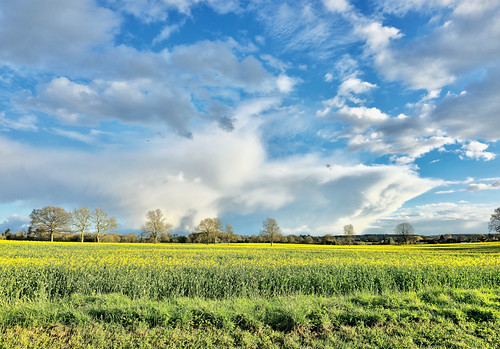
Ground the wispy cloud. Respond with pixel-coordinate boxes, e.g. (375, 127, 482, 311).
(0, 113, 37, 131)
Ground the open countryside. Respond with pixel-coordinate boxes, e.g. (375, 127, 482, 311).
(2, 0, 500, 347)
(0, 240, 499, 347)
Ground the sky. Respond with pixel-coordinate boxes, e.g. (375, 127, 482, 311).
(1, 0, 499, 236)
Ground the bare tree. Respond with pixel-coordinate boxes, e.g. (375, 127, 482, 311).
(92, 208, 117, 243)
(29, 206, 72, 242)
(225, 223, 235, 243)
(343, 224, 355, 245)
(395, 222, 415, 244)
(73, 206, 91, 243)
(194, 218, 222, 244)
(143, 209, 173, 244)
(488, 207, 500, 235)
(261, 218, 282, 246)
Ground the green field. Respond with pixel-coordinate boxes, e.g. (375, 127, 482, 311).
(0, 241, 499, 348)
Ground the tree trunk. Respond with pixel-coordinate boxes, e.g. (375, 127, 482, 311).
(50, 232, 54, 242)
(81, 233, 84, 243)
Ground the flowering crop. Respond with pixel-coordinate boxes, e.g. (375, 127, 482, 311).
(0, 241, 498, 300)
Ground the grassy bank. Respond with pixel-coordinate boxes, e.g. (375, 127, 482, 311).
(1, 289, 499, 348)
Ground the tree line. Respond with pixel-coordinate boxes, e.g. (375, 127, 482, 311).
(1, 206, 500, 245)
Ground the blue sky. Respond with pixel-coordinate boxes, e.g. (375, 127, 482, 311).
(1, 0, 499, 236)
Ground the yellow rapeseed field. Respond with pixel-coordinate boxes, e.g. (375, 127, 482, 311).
(0, 241, 498, 299)
(0, 240, 499, 269)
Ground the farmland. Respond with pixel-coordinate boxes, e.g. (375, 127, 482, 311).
(0, 241, 499, 348)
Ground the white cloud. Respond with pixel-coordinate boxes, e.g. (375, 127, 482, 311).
(276, 74, 298, 93)
(358, 1, 500, 90)
(19, 39, 287, 137)
(153, 23, 183, 45)
(356, 21, 402, 52)
(461, 141, 496, 161)
(465, 181, 500, 192)
(322, 0, 351, 13)
(435, 190, 456, 194)
(25, 77, 196, 137)
(337, 77, 377, 96)
(317, 69, 377, 116)
(341, 113, 457, 162)
(421, 89, 441, 101)
(466, 183, 491, 191)
(337, 106, 388, 123)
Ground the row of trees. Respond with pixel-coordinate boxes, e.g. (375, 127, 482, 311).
(187, 217, 281, 245)
(3, 206, 500, 244)
(24, 206, 283, 246)
(30, 206, 117, 242)
(342, 222, 415, 245)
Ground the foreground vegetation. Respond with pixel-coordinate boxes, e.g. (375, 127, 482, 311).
(0, 241, 499, 347)
(1, 289, 499, 348)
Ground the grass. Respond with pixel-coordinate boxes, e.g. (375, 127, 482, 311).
(0, 289, 499, 348)
(0, 241, 499, 347)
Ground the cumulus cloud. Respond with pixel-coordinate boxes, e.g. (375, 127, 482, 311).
(324, 107, 457, 163)
(313, 0, 499, 164)
(25, 77, 196, 137)
(18, 38, 288, 137)
(2, 1, 295, 137)
(317, 73, 378, 116)
(1, 0, 497, 237)
(0, 105, 438, 235)
(357, 0, 500, 90)
(0, 0, 120, 67)
(356, 21, 402, 52)
(337, 77, 377, 96)
(336, 106, 388, 125)
(276, 74, 298, 93)
(465, 180, 500, 192)
(461, 141, 496, 161)
(430, 68, 500, 141)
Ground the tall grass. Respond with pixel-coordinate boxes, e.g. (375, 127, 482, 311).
(1, 289, 499, 348)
